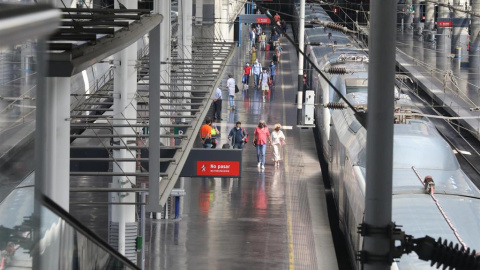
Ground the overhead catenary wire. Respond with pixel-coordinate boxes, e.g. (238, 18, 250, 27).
(257, 3, 367, 126)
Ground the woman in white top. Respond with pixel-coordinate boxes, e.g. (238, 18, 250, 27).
(226, 73, 236, 110)
(260, 69, 269, 102)
(271, 123, 286, 167)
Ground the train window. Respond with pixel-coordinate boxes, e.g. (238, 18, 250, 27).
(346, 87, 367, 94)
(345, 78, 368, 94)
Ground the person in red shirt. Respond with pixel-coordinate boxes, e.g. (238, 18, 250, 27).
(243, 63, 251, 90)
(253, 120, 271, 170)
(274, 13, 280, 23)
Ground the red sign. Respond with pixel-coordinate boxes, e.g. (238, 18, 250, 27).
(438, 21, 453, 27)
(256, 18, 271, 24)
(197, 161, 240, 176)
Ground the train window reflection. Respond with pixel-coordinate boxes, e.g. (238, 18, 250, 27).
(346, 87, 367, 94)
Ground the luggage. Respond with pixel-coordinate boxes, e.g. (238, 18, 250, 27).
(265, 43, 270, 51)
(222, 143, 231, 149)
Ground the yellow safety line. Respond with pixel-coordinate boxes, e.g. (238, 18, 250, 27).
(281, 62, 295, 270)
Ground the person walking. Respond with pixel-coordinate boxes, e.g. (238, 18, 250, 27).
(243, 63, 251, 90)
(272, 52, 278, 65)
(281, 19, 287, 36)
(271, 123, 286, 166)
(249, 28, 256, 51)
(253, 120, 271, 170)
(260, 69, 269, 102)
(274, 13, 281, 24)
(226, 73, 236, 110)
(252, 59, 262, 89)
(276, 41, 282, 62)
(213, 87, 222, 121)
(271, 30, 280, 47)
(250, 46, 257, 65)
(228, 121, 248, 149)
(259, 32, 266, 51)
(200, 118, 213, 148)
(270, 61, 277, 85)
(211, 122, 220, 148)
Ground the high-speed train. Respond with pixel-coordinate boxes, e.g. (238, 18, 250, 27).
(294, 2, 480, 269)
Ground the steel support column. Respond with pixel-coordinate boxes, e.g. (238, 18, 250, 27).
(214, 0, 223, 41)
(158, 0, 172, 151)
(405, 0, 413, 27)
(364, 0, 396, 269)
(111, 0, 138, 259)
(452, 0, 467, 55)
(413, 0, 421, 30)
(437, 0, 449, 52)
(425, 1, 435, 30)
(37, 0, 71, 212)
(42, 77, 71, 211)
(178, 0, 192, 122)
(297, 0, 305, 125)
(195, 0, 203, 25)
(147, 1, 162, 216)
(470, 0, 480, 70)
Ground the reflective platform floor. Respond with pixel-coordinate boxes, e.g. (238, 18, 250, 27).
(144, 28, 338, 269)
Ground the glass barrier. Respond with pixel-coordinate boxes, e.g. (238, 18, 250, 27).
(0, 174, 138, 270)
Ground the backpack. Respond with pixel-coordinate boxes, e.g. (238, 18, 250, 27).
(242, 128, 249, 143)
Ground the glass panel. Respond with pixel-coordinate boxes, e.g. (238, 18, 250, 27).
(0, 175, 138, 270)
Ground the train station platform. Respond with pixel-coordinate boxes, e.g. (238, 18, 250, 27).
(395, 30, 480, 139)
(143, 28, 339, 269)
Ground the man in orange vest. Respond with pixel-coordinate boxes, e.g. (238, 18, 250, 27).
(200, 118, 213, 148)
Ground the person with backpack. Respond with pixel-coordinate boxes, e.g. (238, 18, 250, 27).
(252, 59, 262, 89)
(228, 121, 248, 149)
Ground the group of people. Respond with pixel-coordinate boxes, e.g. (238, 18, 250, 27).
(253, 120, 286, 169)
(243, 18, 285, 102)
(199, 118, 220, 148)
(203, 15, 289, 169)
(242, 60, 276, 102)
(199, 118, 287, 169)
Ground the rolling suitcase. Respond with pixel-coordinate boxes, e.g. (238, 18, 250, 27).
(266, 43, 270, 51)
